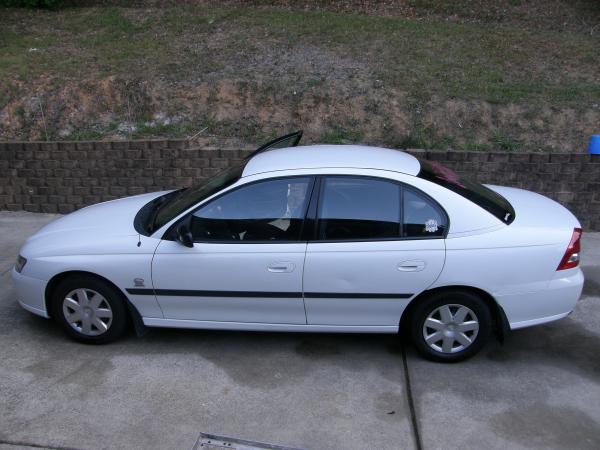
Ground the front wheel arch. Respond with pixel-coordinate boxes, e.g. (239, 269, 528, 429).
(399, 285, 509, 342)
(45, 270, 138, 323)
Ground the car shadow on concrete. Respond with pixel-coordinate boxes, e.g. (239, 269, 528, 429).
(15, 310, 406, 390)
(13, 295, 599, 378)
(485, 316, 600, 380)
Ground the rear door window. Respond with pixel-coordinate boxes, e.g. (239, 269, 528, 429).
(317, 177, 401, 240)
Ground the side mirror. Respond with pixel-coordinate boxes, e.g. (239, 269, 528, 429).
(176, 223, 194, 248)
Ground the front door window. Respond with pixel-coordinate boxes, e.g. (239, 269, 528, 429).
(190, 177, 313, 242)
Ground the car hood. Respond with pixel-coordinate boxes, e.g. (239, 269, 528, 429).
(20, 191, 169, 257)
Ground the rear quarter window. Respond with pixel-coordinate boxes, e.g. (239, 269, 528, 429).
(403, 188, 447, 237)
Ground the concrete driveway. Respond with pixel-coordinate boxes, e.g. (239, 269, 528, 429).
(1, 212, 599, 450)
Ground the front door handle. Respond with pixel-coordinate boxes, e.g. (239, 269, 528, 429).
(268, 262, 295, 273)
(397, 260, 426, 272)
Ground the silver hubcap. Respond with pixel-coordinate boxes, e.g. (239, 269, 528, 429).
(423, 304, 479, 354)
(62, 288, 113, 336)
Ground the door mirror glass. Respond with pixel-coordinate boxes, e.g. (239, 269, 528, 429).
(176, 223, 194, 248)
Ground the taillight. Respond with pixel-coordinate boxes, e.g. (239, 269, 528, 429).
(557, 228, 582, 271)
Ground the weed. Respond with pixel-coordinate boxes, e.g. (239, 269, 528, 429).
(107, 121, 119, 132)
(14, 105, 26, 119)
(395, 133, 430, 149)
(462, 141, 490, 152)
(320, 128, 364, 144)
(131, 122, 195, 139)
(305, 78, 325, 89)
(491, 131, 521, 151)
(65, 129, 104, 141)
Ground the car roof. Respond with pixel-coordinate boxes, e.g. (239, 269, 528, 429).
(242, 144, 421, 177)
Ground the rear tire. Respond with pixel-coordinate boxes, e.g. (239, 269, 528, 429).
(410, 290, 492, 362)
(51, 274, 128, 344)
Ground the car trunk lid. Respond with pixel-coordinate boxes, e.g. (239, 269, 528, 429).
(486, 185, 581, 231)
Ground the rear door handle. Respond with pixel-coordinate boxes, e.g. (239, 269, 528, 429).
(268, 262, 295, 273)
(397, 260, 426, 272)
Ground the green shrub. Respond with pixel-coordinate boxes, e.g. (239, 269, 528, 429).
(1, 0, 62, 8)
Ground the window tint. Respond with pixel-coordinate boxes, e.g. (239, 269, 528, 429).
(318, 177, 401, 240)
(417, 159, 515, 224)
(152, 164, 244, 233)
(190, 177, 312, 242)
(403, 189, 447, 237)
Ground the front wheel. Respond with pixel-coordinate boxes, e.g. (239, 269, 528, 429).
(51, 275, 128, 344)
(410, 290, 492, 362)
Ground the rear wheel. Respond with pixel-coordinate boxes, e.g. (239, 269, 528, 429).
(410, 290, 492, 362)
(51, 275, 128, 344)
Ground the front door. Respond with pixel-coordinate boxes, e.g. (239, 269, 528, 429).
(303, 176, 447, 326)
(152, 176, 314, 324)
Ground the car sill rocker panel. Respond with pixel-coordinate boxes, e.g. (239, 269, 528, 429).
(143, 318, 398, 333)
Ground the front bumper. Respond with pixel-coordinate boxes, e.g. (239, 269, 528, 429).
(11, 268, 49, 318)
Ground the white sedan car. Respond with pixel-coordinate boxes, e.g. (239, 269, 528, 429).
(12, 132, 584, 361)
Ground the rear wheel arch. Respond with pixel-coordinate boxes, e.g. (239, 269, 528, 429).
(400, 285, 509, 341)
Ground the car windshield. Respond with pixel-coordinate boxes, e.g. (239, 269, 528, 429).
(151, 163, 245, 233)
(417, 158, 515, 224)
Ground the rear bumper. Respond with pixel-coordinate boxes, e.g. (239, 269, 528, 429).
(496, 268, 584, 330)
(11, 268, 49, 319)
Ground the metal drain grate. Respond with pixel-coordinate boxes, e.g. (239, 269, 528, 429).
(193, 433, 303, 450)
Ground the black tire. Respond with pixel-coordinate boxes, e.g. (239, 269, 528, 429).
(410, 290, 492, 363)
(51, 274, 128, 344)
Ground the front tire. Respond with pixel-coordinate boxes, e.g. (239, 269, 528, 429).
(51, 275, 128, 344)
(410, 290, 492, 362)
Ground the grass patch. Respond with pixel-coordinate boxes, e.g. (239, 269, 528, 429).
(392, 132, 462, 151)
(0, 4, 598, 146)
(1, 6, 598, 105)
(93, 7, 135, 33)
(64, 129, 104, 141)
(321, 128, 365, 144)
(131, 122, 196, 139)
(462, 142, 490, 152)
(491, 131, 521, 151)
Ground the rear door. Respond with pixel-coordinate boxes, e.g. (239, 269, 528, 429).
(303, 176, 447, 326)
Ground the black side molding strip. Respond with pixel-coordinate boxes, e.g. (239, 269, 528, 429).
(126, 288, 155, 295)
(126, 288, 413, 299)
(304, 292, 413, 299)
(126, 288, 302, 298)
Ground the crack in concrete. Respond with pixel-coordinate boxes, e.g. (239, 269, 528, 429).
(401, 344, 423, 450)
(0, 439, 84, 450)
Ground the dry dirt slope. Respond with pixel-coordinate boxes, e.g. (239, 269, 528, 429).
(1, 1, 599, 151)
